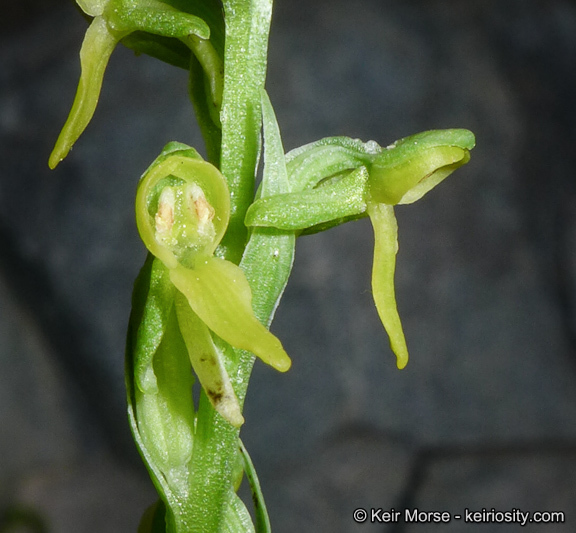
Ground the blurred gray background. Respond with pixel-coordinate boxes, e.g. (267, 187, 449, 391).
(2, 0, 576, 531)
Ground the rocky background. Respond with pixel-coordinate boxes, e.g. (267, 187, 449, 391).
(2, 0, 576, 531)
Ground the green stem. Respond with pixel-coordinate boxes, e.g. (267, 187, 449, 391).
(218, 0, 273, 263)
(185, 1, 274, 531)
(187, 393, 240, 532)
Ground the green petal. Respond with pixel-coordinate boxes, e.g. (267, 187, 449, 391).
(367, 202, 408, 369)
(245, 166, 369, 231)
(174, 292, 244, 427)
(49, 17, 123, 169)
(397, 150, 471, 205)
(186, 34, 224, 128)
(285, 136, 378, 192)
(169, 257, 292, 372)
(369, 129, 475, 205)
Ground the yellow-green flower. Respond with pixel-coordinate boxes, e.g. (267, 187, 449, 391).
(135, 143, 291, 426)
(366, 129, 474, 369)
(245, 129, 475, 369)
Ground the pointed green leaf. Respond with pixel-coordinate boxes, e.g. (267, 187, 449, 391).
(239, 440, 271, 533)
(218, 0, 273, 263)
(259, 89, 290, 197)
(240, 90, 295, 326)
(222, 490, 256, 533)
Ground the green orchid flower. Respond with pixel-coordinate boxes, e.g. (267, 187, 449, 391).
(48, 0, 220, 169)
(135, 142, 291, 427)
(366, 129, 475, 369)
(245, 129, 475, 369)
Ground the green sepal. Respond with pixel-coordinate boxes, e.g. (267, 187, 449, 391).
(189, 55, 222, 165)
(170, 257, 292, 372)
(107, 0, 225, 131)
(166, 0, 225, 138)
(398, 150, 471, 205)
(135, 149, 230, 269)
(151, 140, 204, 162)
(49, 16, 122, 169)
(369, 129, 475, 205)
(186, 34, 224, 128)
(367, 202, 408, 369)
(77, 0, 106, 16)
(174, 291, 244, 427)
(165, 0, 225, 57)
(286, 136, 379, 192)
(245, 166, 369, 231)
(299, 212, 366, 236)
